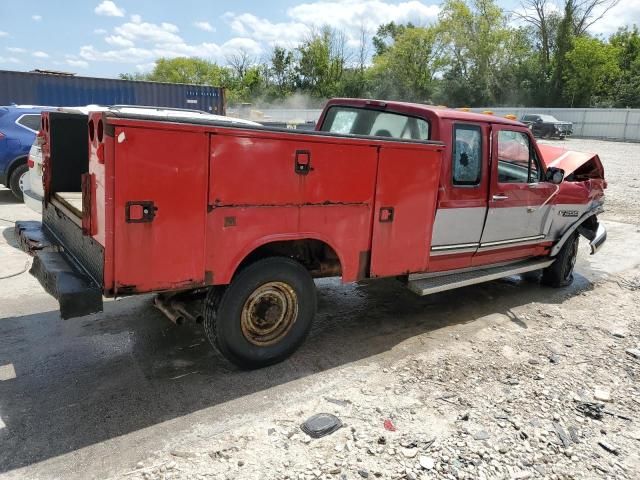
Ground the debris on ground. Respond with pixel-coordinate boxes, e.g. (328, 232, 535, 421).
(575, 401, 605, 420)
(598, 440, 620, 455)
(383, 419, 396, 432)
(300, 413, 343, 439)
(594, 386, 612, 402)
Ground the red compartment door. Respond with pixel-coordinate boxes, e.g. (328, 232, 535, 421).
(112, 126, 208, 293)
(370, 145, 442, 277)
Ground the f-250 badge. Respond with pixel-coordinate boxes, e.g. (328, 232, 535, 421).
(559, 210, 579, 217)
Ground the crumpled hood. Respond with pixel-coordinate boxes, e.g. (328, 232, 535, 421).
(537, 144, 604, 178)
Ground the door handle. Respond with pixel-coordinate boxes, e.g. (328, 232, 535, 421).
(294, 150, 312, 175)
(492, 194, 509, 201)
(125, 201, 157, 223)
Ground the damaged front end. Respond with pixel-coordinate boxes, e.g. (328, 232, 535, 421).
(539, 145, 608, 256)
(538, 144, 605, 182)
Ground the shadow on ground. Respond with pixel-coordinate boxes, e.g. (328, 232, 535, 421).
(0, 190, 20, 206)
(0, 271, 592, 473)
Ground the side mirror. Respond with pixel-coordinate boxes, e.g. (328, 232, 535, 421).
(545, 167, 565, 184)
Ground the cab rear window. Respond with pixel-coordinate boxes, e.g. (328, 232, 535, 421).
(320, 106, 429, 140)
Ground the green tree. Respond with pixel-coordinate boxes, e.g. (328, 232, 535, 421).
(609, 26, 640, 107)
(369, 26, 442, 101)
(563, 36, 620, 106)
(437, 0, 513, 106)
(296, 27, 347, 98)
(268, 46, 296, 99)
(372, 22, 415, 56)
(549, 1, 575, 105)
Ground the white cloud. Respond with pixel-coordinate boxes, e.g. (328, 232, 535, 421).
(32, 51, 49, 58)
(289, 0, 438, 31)
(32, 15, 42, 21)
(95, 1, 125, 17)
(113, 19, 182, 44)
(225, 13, 309, 46)
(6, 47, 26, 53)
(94, 28, 107, 34)
(589, 1, 640, 35)
(76, 14, 264, 66)
(105, 34, 135, 47)
(0, 56, 21, 64)
(66, 59, 89, 68)
(222, 37, 263, 56)
(136, 62, 156, 72)
(224, 0, 439, 47)
(194, 21, 214, 32)
(0, 31, 8, 37)
(80, 45, 153, 63)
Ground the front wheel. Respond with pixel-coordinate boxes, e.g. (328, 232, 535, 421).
(203, 257, 317, 369)
(542, 233, 579, 287)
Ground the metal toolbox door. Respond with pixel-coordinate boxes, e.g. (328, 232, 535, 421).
(370, 145, 442, 277)
(112, 126, 208, 293)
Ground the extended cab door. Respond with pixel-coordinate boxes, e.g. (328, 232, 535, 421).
(479, 126, 556, 254)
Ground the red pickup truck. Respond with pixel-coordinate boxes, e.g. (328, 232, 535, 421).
(16, 99, 606, 368)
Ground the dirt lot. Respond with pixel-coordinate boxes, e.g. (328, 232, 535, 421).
(0, 138, 639, 480)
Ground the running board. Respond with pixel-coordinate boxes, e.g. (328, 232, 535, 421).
(407, 258, 555, 296)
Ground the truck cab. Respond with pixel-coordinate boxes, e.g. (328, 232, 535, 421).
(317, 99, 606, 280)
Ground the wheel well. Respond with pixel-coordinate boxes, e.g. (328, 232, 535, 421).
(237, 239, 342, 279)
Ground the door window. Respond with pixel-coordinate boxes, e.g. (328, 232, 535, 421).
(497, 130, 540, 183)
(452, 124, 482, 186)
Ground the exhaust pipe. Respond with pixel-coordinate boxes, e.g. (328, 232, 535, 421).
(154, 295, 204, 325)
(154, 296, 185, 325)
(172, 301, 204, 324)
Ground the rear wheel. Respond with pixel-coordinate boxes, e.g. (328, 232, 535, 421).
(9, 163, 29, 201)
(203, 257, 317, 369)
(542, 233, 579, 287)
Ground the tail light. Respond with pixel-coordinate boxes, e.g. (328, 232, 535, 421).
(35, 129, 45, 146)
(28, 158, 35, 168)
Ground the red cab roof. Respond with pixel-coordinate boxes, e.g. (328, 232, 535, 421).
(324, 98, 524, 127)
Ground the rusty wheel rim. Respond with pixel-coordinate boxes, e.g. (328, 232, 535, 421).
(241, 282, 298, 346)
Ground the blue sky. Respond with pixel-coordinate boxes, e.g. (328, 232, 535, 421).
(0, 0, 634, 78)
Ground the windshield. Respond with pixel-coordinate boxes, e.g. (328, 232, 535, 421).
(320, 106, 430, 140)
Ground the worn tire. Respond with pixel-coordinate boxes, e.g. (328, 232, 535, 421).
(9, 163, 28, 201)
(203, 257, 317, 369)
(542, 233, 579, 288)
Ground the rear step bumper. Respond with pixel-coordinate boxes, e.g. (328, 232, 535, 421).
(15, 221, 103, 319)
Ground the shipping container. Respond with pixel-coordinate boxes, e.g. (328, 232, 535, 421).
(0, 70, 225, 114)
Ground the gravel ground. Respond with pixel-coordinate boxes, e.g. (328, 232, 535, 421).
(120, 281, 640, 480)
(1, 138, 639, 480)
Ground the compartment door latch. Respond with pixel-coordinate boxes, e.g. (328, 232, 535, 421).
(125, 201, 157, 223)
